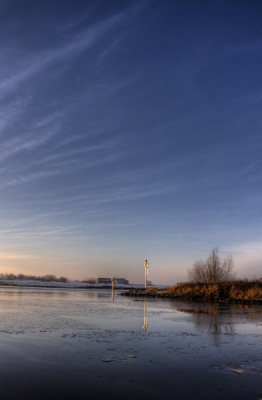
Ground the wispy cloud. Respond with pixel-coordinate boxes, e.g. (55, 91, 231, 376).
(0, 125, 59, 162)
(0, 98, 29, 133)
(0, 252, 35, 260)
(96, 36, 125, 68)
(0, 148, 117, 189)
(0, 8, 134, 98)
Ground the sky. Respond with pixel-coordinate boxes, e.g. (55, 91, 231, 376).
(0, 0, 261, 284)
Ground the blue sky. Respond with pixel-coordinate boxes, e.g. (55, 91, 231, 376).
(0, 0, 261, 284)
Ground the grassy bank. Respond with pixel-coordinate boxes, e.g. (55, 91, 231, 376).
(121, 281, 262, 303)
(166, 280, 262, 301)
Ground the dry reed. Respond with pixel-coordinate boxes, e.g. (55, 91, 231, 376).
(166, 280, 262, 301)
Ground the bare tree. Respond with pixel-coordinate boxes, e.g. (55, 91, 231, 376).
(42, 274, 57, 282)
(188, 247, 235, 283)
(58, 276, 69, 283)
(83, 277, 96, 284)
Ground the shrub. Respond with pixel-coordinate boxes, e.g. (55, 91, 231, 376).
(188, 247, 235, 283)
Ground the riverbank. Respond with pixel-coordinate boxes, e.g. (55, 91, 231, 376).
(0, 279, 167, 291)
(121, 281, 262, 304)
(0, 280, 130, 290)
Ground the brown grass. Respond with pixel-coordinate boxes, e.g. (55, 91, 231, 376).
(166, 280, 262, 301)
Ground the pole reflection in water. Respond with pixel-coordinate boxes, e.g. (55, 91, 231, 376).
(111, 290, 115, 301)
(142, 299, 148, 331)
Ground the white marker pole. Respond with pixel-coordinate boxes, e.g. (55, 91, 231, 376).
(144, 260, 149, 289)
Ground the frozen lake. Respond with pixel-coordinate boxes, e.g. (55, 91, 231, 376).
(0, 286, 261, 399)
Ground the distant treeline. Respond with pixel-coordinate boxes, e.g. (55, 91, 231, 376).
(0, 273, 69, 283)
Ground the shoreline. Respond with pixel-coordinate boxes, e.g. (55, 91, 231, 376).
(0, 280, 166, 291)
(121, 286, 262, 305)
(0, 282, 129, 290)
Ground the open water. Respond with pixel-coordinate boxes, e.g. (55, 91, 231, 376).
(0, 286, 261, 399)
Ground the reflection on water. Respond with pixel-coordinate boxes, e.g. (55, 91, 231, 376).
(168, 301, 262, 345)
(143, 300, 148, 331)
(0, 288, 261, 337)
(177, 307, 235, 346)
(0, 287, 262, 400)
(178, 307, 235, 335)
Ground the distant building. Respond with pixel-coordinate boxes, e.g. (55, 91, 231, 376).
(115, 278, 129, 285)
(97, 277, 129, 285)
(97, 278, 111, 284)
